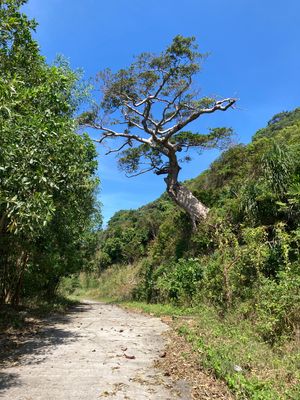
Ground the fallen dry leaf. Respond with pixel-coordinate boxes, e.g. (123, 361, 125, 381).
(124, 353, 136, 360)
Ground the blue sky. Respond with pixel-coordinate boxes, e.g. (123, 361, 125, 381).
(24, 0, 300, 224)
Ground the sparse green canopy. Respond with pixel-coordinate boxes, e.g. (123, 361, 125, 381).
(81, 35, 235, 176)
(82, 35, 236, 225)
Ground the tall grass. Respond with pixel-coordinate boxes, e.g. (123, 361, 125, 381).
(59, 263, 142, 301)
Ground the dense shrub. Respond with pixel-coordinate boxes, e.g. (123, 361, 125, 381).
(156, 258, 203, 304)
(255, 267, 300, 344)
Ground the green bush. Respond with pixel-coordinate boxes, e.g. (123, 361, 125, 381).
(59, 275, 81, 295)
(132, 259, 161, 303)
(157, 258, 203, 304)
(255, 266, 300, 344)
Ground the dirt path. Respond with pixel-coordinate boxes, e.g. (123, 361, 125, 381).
(0, 301, 189, 400)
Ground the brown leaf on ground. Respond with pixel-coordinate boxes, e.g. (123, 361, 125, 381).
(124, 353, 136, 359)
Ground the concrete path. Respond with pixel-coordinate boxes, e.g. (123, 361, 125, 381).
(0, 301, 189, 400)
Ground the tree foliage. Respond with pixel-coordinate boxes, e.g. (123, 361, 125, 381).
(82, 35, 236, 225)
(0, 0, 100, 304)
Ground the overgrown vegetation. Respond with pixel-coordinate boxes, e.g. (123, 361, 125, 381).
(95, 107, 300, 345)
(83, 107, 300, 398)
(1, 1, 299, 397)
(0, 0, 100, 306)
(120, 301, 300, 400)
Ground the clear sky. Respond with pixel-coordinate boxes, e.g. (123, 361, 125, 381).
(24, 0, 300, 224)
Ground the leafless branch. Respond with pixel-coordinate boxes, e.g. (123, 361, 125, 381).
(162, 98, 237, 139)
(85, 123, 152, 145)
(158, 77, 192, 128)
(124, 103, 158, 129)
(141, 100, 162, 143)
(153, 73, 171, 99)
(104, 140, 131, 155)
(126, 166, 156, 178)
(124, 103, 144, 118)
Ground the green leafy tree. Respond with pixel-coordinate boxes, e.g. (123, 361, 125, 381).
(81, 35, 236, 227)
(0, 0, 100, 304)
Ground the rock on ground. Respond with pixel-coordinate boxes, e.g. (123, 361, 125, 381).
(0, 301, 189, 400)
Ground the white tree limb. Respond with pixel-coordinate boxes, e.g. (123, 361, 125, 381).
(161, 98, 237, 138)
(86, 123, 152, 145)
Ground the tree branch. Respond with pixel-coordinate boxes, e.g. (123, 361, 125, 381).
(158, 77, 192, 128)
(162, 98, 237, 139)
(86, 123, 152, 145)
(104, 140, 131, 155)
(126, 166, 156, 178)
(124, 102, 158, 129)
(140, 100, 162, 143)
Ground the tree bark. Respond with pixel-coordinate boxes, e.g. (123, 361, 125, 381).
(164, 153, 209, 229)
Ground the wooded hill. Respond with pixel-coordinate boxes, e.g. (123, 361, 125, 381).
(96, 107, 300, 344)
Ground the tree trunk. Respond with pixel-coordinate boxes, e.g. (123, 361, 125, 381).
(167, 181, 209, 225)
(164, 153, 209, 229)
(5, 251, 28, 306)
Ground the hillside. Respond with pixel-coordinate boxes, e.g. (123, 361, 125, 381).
(97, 107, 300, 274)
(74, 107, 300, 399)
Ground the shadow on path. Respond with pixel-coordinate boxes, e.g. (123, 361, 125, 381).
(0, 303, 92, 370)
(0, 372, 21, 394)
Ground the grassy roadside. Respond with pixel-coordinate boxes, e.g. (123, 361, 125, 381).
(119, 301, 300, 400)
(60, 272, 300, 399)
(60, 266, 141, 302)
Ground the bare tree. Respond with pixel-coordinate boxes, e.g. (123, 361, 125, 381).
(79, 36, 236, 227)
